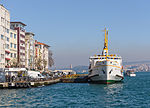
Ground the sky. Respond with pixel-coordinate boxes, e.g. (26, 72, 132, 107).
(1, 0, 150, 68)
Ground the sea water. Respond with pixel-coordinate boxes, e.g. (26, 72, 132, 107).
(0, 72, 150, 108)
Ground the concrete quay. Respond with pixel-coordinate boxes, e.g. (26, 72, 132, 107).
(0, 74, 89, 89)
(60, 74, 88, 83)
(0, 79, 60, 88)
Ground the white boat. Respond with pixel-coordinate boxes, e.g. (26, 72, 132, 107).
(88, 28, 124, 84)
(125, 70, 136, 77)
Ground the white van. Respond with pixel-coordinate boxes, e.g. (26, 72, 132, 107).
(28, 71, 45, 79)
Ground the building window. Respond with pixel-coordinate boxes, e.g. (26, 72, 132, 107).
(10, 43, 13, 48)
(6, 37, 9, 42)
(1, 54, 4, 59)
(14, 53, 16, 58)
(1, 35, 4, 40)
(5, 44, 9, 49)
(7, 29, 9, 33)
(14, 44, 16, 49)
(11, 53, 13, 57)
(14, 34, 16, 39)
(10, 33, 13, 37)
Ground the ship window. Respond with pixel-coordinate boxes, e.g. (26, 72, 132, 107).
(108, 57, 111, 59)
(102, 69, 105, 74)
(109, 69, 113, 74)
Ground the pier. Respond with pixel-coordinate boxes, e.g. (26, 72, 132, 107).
(0, 67, 88, 89)
(0, 79, 60, 88)
(0, 74, 89, 89)
(60, 74, 88, 83)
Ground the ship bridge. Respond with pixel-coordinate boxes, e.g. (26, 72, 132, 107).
(90, 55, 122, 60)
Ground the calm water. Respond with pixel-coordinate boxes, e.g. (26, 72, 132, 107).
(0, 72, 150, 108)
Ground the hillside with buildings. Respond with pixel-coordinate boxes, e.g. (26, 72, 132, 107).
(124, 61, 150, 72)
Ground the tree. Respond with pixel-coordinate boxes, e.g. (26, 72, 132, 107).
(9, 58, 19, 68)
(48, 50, 54, 67)
(35, 57, 43, 71)
(43, 59, 47, 71)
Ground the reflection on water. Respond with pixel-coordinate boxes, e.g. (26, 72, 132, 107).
(104, 83, 124, 95)
(103, 83, 125, 107)
(88, 82, 124, 107)
(0, 89, 18, 107)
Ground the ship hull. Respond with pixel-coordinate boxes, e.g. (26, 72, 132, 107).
(88, 75, 123, 84)
(88, 80, 121, 84)
(88, 60, 124, 84)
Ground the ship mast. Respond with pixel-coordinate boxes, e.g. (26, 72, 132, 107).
(102, 28, 109, 56)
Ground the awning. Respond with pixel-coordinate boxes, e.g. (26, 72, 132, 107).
(5, 50, 10, 53)
(5, 58, 10, 60)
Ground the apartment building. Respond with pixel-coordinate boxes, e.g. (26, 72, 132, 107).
(0, 5, 10, 68)
(9, 29, 17, 61)
(35, 40, 49, 71)
(0, 5, 51, 70)
(25, 32, 35, 70)
(10, 22, 26, 67)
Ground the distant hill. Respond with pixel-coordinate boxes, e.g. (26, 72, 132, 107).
(56, 60, 150, 73)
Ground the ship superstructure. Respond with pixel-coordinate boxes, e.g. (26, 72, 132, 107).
(88, 28, 124, 84)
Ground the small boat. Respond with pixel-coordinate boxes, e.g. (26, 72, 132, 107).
(125, 69, 136, 77)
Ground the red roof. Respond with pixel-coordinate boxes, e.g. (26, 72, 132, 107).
(35, 40, 50, 47)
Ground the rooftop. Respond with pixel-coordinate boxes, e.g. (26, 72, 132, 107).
(35, 40, 50, 47)
(25, 32, 35, 36)
(11, 22, 26, 26)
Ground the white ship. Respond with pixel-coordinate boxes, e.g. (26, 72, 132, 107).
(88, 28, 124, 84)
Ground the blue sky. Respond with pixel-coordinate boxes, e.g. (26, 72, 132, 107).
(1, 0, 150, 68)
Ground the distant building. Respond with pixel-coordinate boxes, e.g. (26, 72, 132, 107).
(0, 5, 10, 68)
(25, 32, 35, 70)
(35, 40, 49, 71)
(10, 22, 26, 67)
(43, 43, 49, 70)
